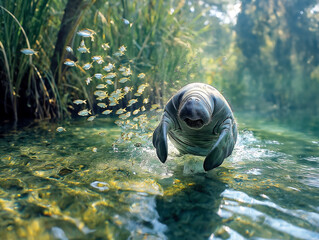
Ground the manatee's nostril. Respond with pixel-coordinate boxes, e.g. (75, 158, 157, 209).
(184, 118, 204, 128)
(195, 99, 199, 102)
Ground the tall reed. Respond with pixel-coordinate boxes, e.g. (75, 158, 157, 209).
(0, 0, 215, 122)
(0, 0, 63, 122)
(69, 0, 208, 109)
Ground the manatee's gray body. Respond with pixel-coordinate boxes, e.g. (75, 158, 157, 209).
(152, 83, 237, 171)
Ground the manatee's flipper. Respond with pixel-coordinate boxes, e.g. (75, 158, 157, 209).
(203, 118, 236, 171)
(152, 115, 172, 163)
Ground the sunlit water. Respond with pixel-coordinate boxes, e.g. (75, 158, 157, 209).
(0, 112, 318, 240)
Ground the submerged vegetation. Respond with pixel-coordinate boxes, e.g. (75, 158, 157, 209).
(0, 0, 319, 123)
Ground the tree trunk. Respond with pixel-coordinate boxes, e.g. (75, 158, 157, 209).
(50, 0, 94, 84)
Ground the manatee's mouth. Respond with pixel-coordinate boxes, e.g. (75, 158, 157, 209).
(184, 118, 204, 128)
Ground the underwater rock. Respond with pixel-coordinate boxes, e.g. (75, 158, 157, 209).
(18, 202, 47, 219)
(58, 168, 73, 177)
(51, 227, 68, 240)
(0, 178, 25, 191)
(108, 179, 163, 196)
(134, 142, 142, 147)
(90, 181, 109, 191)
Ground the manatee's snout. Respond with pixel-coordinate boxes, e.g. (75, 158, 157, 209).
(179, 96, 211, 129)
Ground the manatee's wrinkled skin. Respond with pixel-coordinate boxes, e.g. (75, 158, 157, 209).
(152, 83, 237, 171)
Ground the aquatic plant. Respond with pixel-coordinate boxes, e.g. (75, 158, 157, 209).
(2, 0, 318, 124)
(61, 0, 213, 144)
(0, 1, 64, 122)
(67, 26, 158, 145)
(0, 0, 101, 122)
(0, 0, 232, 123)
(72, 0, 207, 106)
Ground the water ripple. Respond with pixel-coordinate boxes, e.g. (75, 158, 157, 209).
(219, 189, 319, 239)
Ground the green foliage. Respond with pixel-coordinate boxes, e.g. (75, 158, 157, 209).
(62, 0, 214, 144)
(68, 0, 208, 107)
(234, 0, 319, 112)
(1, 0, 319, 123)
(0, 0, 66, 121)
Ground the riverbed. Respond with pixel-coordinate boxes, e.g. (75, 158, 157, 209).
(0, 111, 318, 239)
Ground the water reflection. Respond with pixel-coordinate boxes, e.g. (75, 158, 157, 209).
(113, 193, 167, 239)
(156, 174, 226, 239)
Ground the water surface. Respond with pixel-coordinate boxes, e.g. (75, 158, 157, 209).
(0, 112, 318, 239)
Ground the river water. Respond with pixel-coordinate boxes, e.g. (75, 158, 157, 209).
(0, 111, 318, 239)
